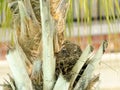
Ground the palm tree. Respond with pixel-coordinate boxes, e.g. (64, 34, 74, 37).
(0, 0, 108, 90)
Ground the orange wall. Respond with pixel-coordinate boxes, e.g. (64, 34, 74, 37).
(69, 34, 120, 52)
(0, 34, 120, 60)
(0, 43, 7, 60)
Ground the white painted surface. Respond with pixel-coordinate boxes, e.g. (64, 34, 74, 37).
(0, 29, 12, 42)
(66, 21, 120, 37)
(0, 60, 11, 90)
(99, 53, 120, 89)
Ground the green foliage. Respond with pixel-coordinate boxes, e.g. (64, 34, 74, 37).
(0, 0, 13, 43)
(0, 0, 4, 13)
(0, 0, 12, 28)
(66, 0, 73, 37)
(2, 4, 12, 28)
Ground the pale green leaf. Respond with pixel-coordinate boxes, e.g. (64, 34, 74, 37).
(69, 45, 93, 89)
(74, 40, 108, 90)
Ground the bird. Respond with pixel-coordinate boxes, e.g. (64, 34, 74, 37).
(55, 40, 82, 81)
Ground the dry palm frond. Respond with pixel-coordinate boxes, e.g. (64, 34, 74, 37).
(1, 74, 16, 90)
(7, 0, 70, 63)
(7, 0, 70, 64)
(50, 0, 70, 52)
(8, 0, 42, 64)
(17, 1, 42, 64)
(30, 0, 41, 22)
(31, 60, 43, 90)
(85, 74, 100, 90)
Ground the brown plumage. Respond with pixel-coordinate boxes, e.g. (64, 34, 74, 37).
(55, 40, 82, 81)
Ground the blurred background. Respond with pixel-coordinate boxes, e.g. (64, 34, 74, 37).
(0, 0, 120, 90)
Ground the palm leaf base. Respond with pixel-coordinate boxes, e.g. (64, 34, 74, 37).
(2, 40, 107, 90)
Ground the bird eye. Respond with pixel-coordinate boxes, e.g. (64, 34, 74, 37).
(62, 48, 66, 53)
(61, 48, 69, 56)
